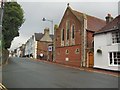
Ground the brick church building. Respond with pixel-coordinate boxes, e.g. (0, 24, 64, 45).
(54, 4, 106, 67)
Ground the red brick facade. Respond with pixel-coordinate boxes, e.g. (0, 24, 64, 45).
(55, 6, 105, 67)
(37, 41, 48, 59)
(35, 28, 53, 60)
(55, 45, 81, 67)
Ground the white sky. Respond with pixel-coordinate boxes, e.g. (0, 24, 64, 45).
(9, 0, 119, 50)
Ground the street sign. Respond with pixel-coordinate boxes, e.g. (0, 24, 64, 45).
(48, 46, 52, 51)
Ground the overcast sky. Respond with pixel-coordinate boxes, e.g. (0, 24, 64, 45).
(9, 0, 119, 50)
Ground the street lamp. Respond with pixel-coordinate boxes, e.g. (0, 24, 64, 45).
(42, 18, 53, 34)
(42, 18, 54, 61)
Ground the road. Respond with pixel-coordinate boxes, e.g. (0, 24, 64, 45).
(2, 57, 119, 88)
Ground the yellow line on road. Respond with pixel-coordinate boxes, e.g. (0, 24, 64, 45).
(0, 83, 7, 90)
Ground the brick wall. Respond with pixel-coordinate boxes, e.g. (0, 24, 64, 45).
(55, 45, 81, 67)
(37, 41, 52, 60)
(86, 31, 94, 49)
(55, 8, 84, 67)
(55, 6, 105, 67)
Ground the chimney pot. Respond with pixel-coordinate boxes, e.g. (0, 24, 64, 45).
(108, 14, 111, 17)
(105, 13, 113, 24)
(44, 28, 49, 35)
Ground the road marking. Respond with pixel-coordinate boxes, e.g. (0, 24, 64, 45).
(0, 83, 7, 90)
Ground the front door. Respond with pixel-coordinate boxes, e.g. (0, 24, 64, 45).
(88, 52, 94, 67)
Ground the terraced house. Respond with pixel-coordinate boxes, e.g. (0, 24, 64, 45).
(54, 4, 105, 67)
(94, 14, 120, 71)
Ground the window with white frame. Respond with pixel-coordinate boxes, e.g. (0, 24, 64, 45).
(109, 52, 120, 66)
(112, 31, 120, 43)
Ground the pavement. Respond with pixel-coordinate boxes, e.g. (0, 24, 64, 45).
(36, 59, 119, 77)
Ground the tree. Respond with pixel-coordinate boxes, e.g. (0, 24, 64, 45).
(54, 24, 58, 30)
(2, 2, 24, 49)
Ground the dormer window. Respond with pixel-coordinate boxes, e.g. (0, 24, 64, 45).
(112, 31, 120, 43)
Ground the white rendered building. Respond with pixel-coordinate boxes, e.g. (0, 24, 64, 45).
(94, 14, 120, 71)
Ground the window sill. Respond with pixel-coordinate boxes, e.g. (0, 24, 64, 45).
(109, 65, 120, 67)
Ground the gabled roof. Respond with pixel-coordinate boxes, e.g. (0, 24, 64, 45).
(95, 15, 120, 34)
(59, 6, 106, 32)
(34, 33, 54, 41)
(34, 33, 44, 41)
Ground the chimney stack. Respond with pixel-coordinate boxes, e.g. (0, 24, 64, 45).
(44, 28, 49, 35)
(105, 14, 113, 24)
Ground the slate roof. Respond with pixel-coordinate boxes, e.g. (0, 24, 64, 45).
(34, 33, 44, 41)
(34, 33, 54, 41)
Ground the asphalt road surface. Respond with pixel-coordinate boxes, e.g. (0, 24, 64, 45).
(2, 57, 119, 88)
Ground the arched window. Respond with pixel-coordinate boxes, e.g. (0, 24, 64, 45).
(66, 20, 70, 40)
(61, 29, 64, 41)
(75, 48, 79, 54)
(72, 25, 75, 39)
(65, 49, 69, 54)
(62, 29, 64, 41)
(97, 49, 102, 54)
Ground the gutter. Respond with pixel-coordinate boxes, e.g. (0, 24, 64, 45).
(94, 28, 119, 36)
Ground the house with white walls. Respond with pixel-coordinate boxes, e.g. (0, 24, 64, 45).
(94, 14, 120, 71)
(25, 35, 35, 58)
(24, 28, 53, 59)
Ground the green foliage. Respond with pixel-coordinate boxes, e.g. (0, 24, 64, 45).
(54, 24, 58, 30)
(2, 2, 24, 49)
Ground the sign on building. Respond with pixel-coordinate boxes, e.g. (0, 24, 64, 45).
(48, 46, 52, 51)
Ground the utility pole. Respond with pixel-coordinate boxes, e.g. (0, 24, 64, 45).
(0, 0, 4, 65)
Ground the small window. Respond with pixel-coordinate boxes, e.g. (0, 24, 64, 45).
(75, 48, 79, 54)
(97, 49, 102, 54)
(112, 31, 120, 43)
(65, 49, 69, 54)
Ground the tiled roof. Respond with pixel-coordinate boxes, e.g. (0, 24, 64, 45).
(34, 33, 44, 41)
(86, 14, 106, 32)
(95, 15, 120, 34)
(68, 6, 106, 32)
(34, 33, 54, 41)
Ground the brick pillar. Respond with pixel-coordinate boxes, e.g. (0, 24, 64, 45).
(81, 13, 87, 67)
